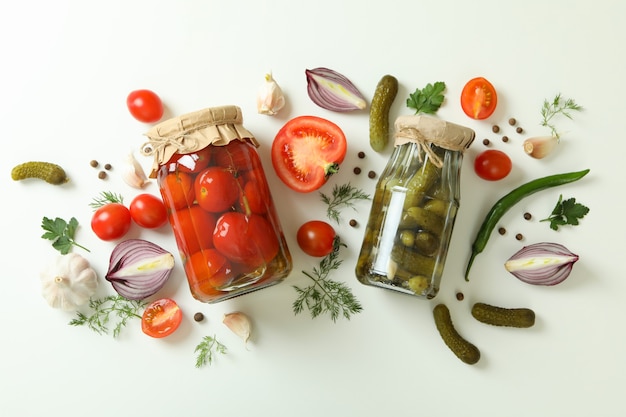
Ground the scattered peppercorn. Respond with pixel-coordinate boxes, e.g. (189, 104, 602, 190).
(349, 219, 358, 227)
(501, 135, 509, 143)
(104, 163, 112, 170)
(482, 138, 490, 146)
(97, 171, 107, 179)
(368, 170, 376, 179)
(523, 212, 532, 220)
(194, 312, 205, 322)
(456, 292, 464, 301)
(498, 227, 506, 235)
(357, 151, 366, 159)
(353, 167, 362, 175)
(508, 118, 517, 126)
(516, 127, 523, 134)
(515, 233, 523, 241)
(89, 160, 99, 168)
(492, 125, 500, 133)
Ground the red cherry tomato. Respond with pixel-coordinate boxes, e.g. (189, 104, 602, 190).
(91, 203, 132, 241)
(460, 77, 498, 120)
(126, 89, 164, 123)
(213, 212, 279, 267)
(194, 167, 240, 212)
(185, 249, 235, 290)
(271, 116, 347, 193)
(296, 220, 336, 257)
(474, 149, 512, 181)
(158, 171, 195, 210)
(240, 177, 270, 214)
(168, 148, 212, 173)
(169, 205, 217, 255)
(141, 298, 182, 338)
(129, 193, 168, 229)
(213, 141, 257, 171)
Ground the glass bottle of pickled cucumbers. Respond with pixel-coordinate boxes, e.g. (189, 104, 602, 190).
(355, 115, 475, 298)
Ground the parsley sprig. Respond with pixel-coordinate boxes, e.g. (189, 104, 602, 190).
(406, 81, 446, 114)
(540, 93, 583, 139)
(69, 295, 146, 338)
(194, 335, 227, 368)
(292, 237, 363, 322)
(41, 216, 90, 254)
(320, 183, 370, 224)
(541, 194, 590, 231)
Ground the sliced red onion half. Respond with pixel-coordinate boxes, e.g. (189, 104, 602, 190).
(504, 242, 579, 286)
(106, 239, 175, 300)
(305, 67, 367, 112)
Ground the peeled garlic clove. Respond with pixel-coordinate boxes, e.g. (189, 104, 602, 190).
(223, 312, 251, 345)
(257, 73, 285, 116)
(523, 135, 558, 159)
(505, 242, 579, 286)
(123, 152, 150, 189)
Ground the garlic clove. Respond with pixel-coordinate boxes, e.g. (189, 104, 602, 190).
(223, 311, 251, 345)
(123, 152, 150, 189)
(257, 73, 285, 116)
(523, 135, 558, 159)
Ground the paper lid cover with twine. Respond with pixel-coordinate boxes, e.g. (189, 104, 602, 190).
(142, 105, 258, 178)
(393, 114, 475, 168)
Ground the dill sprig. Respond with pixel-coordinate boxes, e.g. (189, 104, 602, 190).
(89, 191, 125, 210)
(292, 237, 363, 322)
(69, 295, 145, 338)
(194, 335, 227, 368)
(540, 93, 583, 139)
(320, 183, 370, 224)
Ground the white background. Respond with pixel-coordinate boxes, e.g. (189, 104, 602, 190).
(1, 1, 624, 416)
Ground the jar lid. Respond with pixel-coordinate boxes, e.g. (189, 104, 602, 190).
(142, 105, 258, 178)
(394, 114, 475, 153)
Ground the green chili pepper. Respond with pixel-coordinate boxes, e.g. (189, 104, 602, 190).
(464, 169, 590, 281)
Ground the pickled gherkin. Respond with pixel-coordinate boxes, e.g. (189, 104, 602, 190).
(355, 115, 474, 299)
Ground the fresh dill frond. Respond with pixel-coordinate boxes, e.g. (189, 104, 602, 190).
(320, 183, 370, 224)
(540, 93, 583, 139)
(194, 335, 227, 368)
(292, 237, 363, 322)
(69, 295, 145, 338)
(89, 191, 125, 210)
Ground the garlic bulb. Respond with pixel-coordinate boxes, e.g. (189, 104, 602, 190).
(40, 253, 98, 311)
(122, 152, 150, 189)
(257, 73, 285, 116)
(223, 312, 251, 345)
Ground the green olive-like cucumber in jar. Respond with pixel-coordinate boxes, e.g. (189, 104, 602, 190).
(355, 115, 474, 299)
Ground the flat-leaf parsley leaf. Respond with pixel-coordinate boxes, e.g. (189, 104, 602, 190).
(406, 81, 446, 115)
(41, 216, 90, 254)
(540, 194, 589, 230)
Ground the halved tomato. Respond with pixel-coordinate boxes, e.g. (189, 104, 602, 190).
(271, 115, 347, 193)
(460, 77, 498, 120)
(141, 298, 183, 338)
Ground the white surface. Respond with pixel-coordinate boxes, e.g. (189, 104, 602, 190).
(1, 1, 624, 416)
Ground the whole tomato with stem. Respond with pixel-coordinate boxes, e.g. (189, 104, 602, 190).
(297, 220, 337, 257)
(91, 198, 132, 241)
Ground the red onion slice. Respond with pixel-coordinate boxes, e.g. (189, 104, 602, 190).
(106, 239, 175, 300)
(504, 242, 579, 286)
(305, 67, 367, 112)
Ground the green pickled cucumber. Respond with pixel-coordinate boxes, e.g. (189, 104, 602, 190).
(11, 161, 69, 185)
(423, 199, 450, 218)
(403, 162, 441, 208)
(433, 304, 480, 365)
(471, 302, 536, 328)
(369, 74, 399, 152)
(391, 244, 438, 277)
(399, 206, 444, 235)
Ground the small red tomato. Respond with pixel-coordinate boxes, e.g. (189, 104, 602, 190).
(91, 203, 132, 241)
(141, 298, 183, 338)
(126, 89, 164, 123)
(460, 77, 498, 120)
(169, 205, 217, 254)
(296, 220, 336, 257)
(129, 193, 168, 229)
(194, 167, 240, 212)
(474, 149, 512, 181)
(158, 170, 195, 210)
(185, 248, 235, 290)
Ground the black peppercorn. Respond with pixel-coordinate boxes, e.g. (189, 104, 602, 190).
(89, 160, 99, 168)
(516, 127, 524, 134)
(492, 125, 500, 133)
(368, 170, 376, 179)
(508, 117, 517, 126)
(104, 163, 112, 170)
(498, 227, 506, 235)
(357, 151, 366, 159)
(523, 212, 532, 220)
(353, 167, 362, 175)
(501, 135, 509, 143)
(515, 233, 523, 241)
(349, 219, 358, 227)
(194, 312, 204, 322)
(482, 138, 490, 146)
(98, 171, 107, 179)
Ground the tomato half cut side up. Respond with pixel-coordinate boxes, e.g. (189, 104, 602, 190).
(141, 298, 183, 338)
(460, 77, 498, 120)
(271, 115, 347, 193)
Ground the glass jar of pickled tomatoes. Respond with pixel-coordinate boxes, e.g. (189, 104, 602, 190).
(142, 105, 292, 303)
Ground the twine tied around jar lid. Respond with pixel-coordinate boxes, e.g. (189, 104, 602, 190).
(393, 115, 475, 168)
(141, 105, 259, 178)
